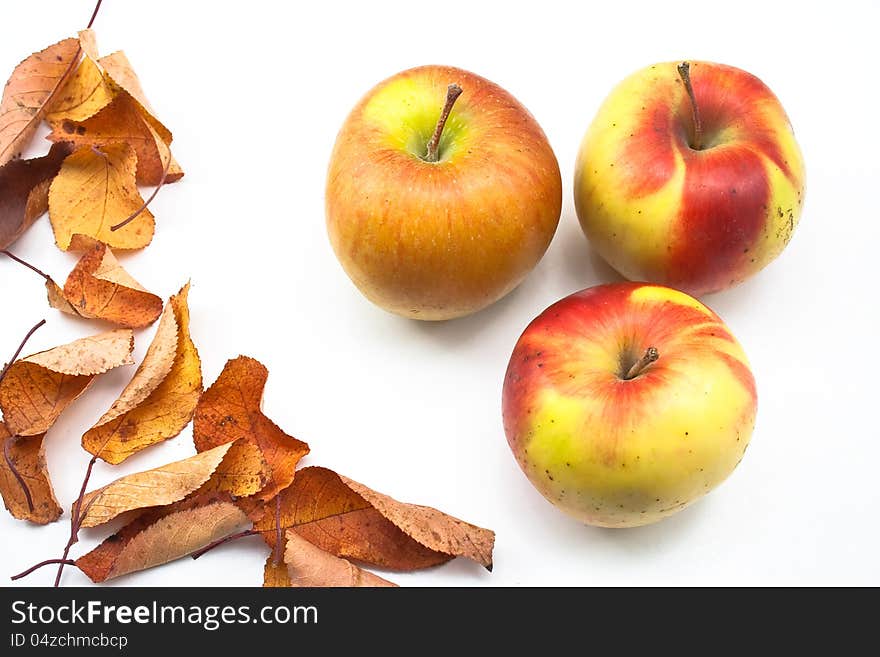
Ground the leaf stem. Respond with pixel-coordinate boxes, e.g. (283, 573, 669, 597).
(0, 319, 46, 386)
(53, 454, 97, 587)
(272, 495, 283, 565)
(110, 150, 171, 232)
(1, 250, 51, 282)
(3, 435, 33, 512)
(11, 559, 77, 582)
(424, 83, 463, 163)
(190, 529, 258, 560)
(87, 0, 104, 29)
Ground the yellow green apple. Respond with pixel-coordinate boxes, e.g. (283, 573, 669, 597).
(326, 65, 562, 320)
(574, 61, 806, 296)
(502, 282, 757, 527)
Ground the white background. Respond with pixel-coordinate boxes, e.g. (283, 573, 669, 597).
(2, 0, 879, 587)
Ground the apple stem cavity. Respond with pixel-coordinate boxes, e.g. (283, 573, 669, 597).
(424, 83, 463, 163)
(624, 346, 659, 380)
(677, 62, 703, 150)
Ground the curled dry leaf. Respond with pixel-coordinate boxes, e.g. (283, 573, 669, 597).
(48, 143, 154, 251)
(47, 238, 163, 328)
(199, 438, 269, 498)
(82, 282, 202, 464)
(99, 50, 172, 145)
(284, 530, 397, 588)
(194, 356, 309, 501)
(0, 36, 79, 167)
(78, 442, 233, 528)
(0, 141, 72, 250)
(0, 328, 134, 437)
(48, 94, 182, 186)
(253, 467, 495, 571)
(0, 421, 61, 524)
(44, 30, 113, 125)
(76, 494, 249, 583)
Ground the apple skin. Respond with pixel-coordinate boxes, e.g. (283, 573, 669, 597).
(326, 65, 562, 320)
(502, 282, 757, 527)
(574, 61, 805, 296)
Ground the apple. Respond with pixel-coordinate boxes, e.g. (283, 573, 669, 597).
(502, 282, 757, 527)
(573, 61, 805, 296)
(326, 65, 562, 320)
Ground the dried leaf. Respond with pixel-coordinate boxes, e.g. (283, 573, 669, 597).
(76, 495, 248, 582)
(0, 36, 79, 167)
(194, 356, 309, 500)
(78, 443, 233, 528)
(284, 530, 397, 588)
(0, 142, 72, 250)
(47, 94, 183, 187)
(0, 329, 134, 436)
(0, 422, 61, 524)
(82, 282, 202, 464)
(48, 143, 154, 251)
(254, 467, 495, 571)
(199, 438, 269, 498)
(98, 50, 172, 145)
(48, 239, 163, 328)
(44, 31, 114, 124)
(263, 555, 291, 587)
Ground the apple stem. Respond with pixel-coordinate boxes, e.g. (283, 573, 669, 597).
(424, 83, 463, 163)
(624, 347, 659, 380)
(676, 62, 703, 150)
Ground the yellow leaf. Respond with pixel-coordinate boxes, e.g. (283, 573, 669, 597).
(82, 283, 202, 464)
(48, 143, 154, 251)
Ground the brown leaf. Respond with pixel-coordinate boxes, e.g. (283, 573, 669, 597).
(76, 494, 248, 582)
(194, 356, 309, 500)
(44, 31, 114, 124)
(78, 443, 233, 528)
(284, 530, 397, 587)
(47, 94, 183, 187)
(98, 51, 173, 145)
(0, 36, 79, 167)
(48, 143, 154, 251)
(0, 142, 72, 250)
(263, 554, 292, 587)
(0, 422, 61, 524)
(254, 467, 495, 571)
(48, 239, 163, 328)
(82, 282, 202, 464)
(0, 329, 134, 437)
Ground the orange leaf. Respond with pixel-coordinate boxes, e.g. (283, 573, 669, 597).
(0, 36, 79, 167)
(253, 467, 495, 571)
(0, 328, 134, 437)
(48, 94, 183, 187)
(194, 356, 309, 500)
(0, 142, 72, 250)
(284, 530, 397, 587)
(98, 50, 173, 145)
(0, 422, 61, 524)
(76, 494, 248, 583)
(78, 443, 233, 528)
(44, 31, 114, 125)
(199, 438, 270, 498)
(262, 555, 291, 587)
(47, 239, 163, 328)
(82, 282, 202, 464)
(48, 143, 154, 251)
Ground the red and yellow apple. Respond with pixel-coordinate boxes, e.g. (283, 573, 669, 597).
(326, 65, 562, 320)
(574, 61, 805, 296)
(502, 282, 756, 527)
